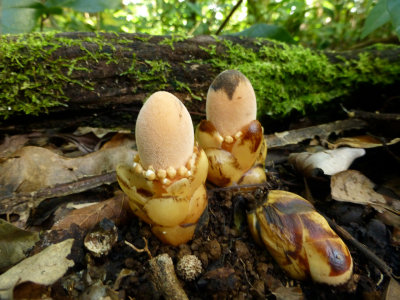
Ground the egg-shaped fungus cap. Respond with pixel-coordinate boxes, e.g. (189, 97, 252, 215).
(136, 91, 194, 170)
(206, 70, 257, 137)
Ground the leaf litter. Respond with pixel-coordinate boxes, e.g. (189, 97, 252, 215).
(0, 117, 399, 299)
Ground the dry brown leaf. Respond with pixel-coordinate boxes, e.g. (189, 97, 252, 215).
(377, 210, 400, 229)
(331, 170, 400, 227)
(331, 170, 400, 209)
(51, 192, 132, 230)
(13, 282, 52, 300)
(384, 278, 400, 300)
(271, 286, 304, 300)
(264, 274, 304, 300)
(0, 239, 74, 299)
(101, 133, 136, 149)
(0, 136, 136, 194)
(332, 135, 400, 149)
(74, 127, 130, 138)
(0, 134, 29, 161)
(0, 219, 40, 270)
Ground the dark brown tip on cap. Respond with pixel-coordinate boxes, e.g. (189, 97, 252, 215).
(209, 70, 248, 100)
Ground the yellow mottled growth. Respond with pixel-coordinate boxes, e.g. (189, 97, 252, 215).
(117, 91, 208, 245)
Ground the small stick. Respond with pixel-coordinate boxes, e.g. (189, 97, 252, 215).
(0, 171, 117, 215)
(208, 181, 271, 194)
(265, 118, 367, 148)
(239, 258, 253, 289)
(125, 237, 152, 259)
(148, 253, 189, 300)
(215, 0, 244, 35)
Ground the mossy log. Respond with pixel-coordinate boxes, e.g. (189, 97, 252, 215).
(0, 32, 400, 130)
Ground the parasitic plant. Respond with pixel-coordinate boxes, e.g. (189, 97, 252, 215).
(197, 70, 353, 285)
(116, 91, 208, 246)
(195, 70, 267, 187)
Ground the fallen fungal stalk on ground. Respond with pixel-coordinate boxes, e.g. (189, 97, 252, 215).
(116, 91, 208, 246)
(198, 70, 354, 285)
(195, 69, 267, 187)
(288, 147, 366, 177)
(247, 190, 354, 285)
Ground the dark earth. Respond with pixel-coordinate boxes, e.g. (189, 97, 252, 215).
(3, 92, 400, 299)
(14, 137, 399, 300)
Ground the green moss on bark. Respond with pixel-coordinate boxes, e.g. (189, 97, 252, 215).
(1, 32, 399, 120)
(202, 38, 400, 117)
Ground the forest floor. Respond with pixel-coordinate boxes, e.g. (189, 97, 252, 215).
(0, 100, 399, 299)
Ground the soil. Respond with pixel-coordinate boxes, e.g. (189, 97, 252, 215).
(21, 141, 399, 300)
(4, 98, 400, 299)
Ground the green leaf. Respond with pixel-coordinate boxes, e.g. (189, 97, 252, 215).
(387, 0, 400, 37)
(0, 219, 40, 270)
(361, 0, 391, 39)
(232, 23, 295, 44)
(67, 0, 121, 13)
(0, 0, 39, 34)
(24, 2, 63, 16)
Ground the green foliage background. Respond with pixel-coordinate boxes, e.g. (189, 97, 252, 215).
(0, 0, 399, 120)
(1, 0, 399, 50)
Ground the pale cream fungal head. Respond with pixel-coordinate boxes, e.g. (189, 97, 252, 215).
(135, 91, 194, 170)
(206, 70, 257, 137)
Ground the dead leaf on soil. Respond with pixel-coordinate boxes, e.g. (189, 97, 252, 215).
(0, 239, 74, 300)
(271, 286, 304, 300)
(288, 147, 365, 177)
(0, 134, 29, 162)
(264, 274, 304, 300)
(51, 192, 131, 231)
(74, 127, 130, 138)
(0, 219, 40, 270)
(384, 278, 400, 300)
(331, 135, 400, 149)
(101, 132, 136, 149)
(331, 170, 400, 227)
(0, 134, 136, 195)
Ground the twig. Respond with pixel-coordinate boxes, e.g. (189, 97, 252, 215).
(239, 258, 253, 288)
(208, 181, 271, 194)
(148, 253, 189, 300)
(265, 118, 367, 148)
(125, 238, 152, 259)
(215, 0, 243, 35)
(344, 108, 400, 121)
(0, 171, 117, 215)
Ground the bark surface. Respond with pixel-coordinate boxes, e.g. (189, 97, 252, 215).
(1, 32, 399, 131)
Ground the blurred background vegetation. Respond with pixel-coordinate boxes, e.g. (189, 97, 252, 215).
(0, 0, 399, 50)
